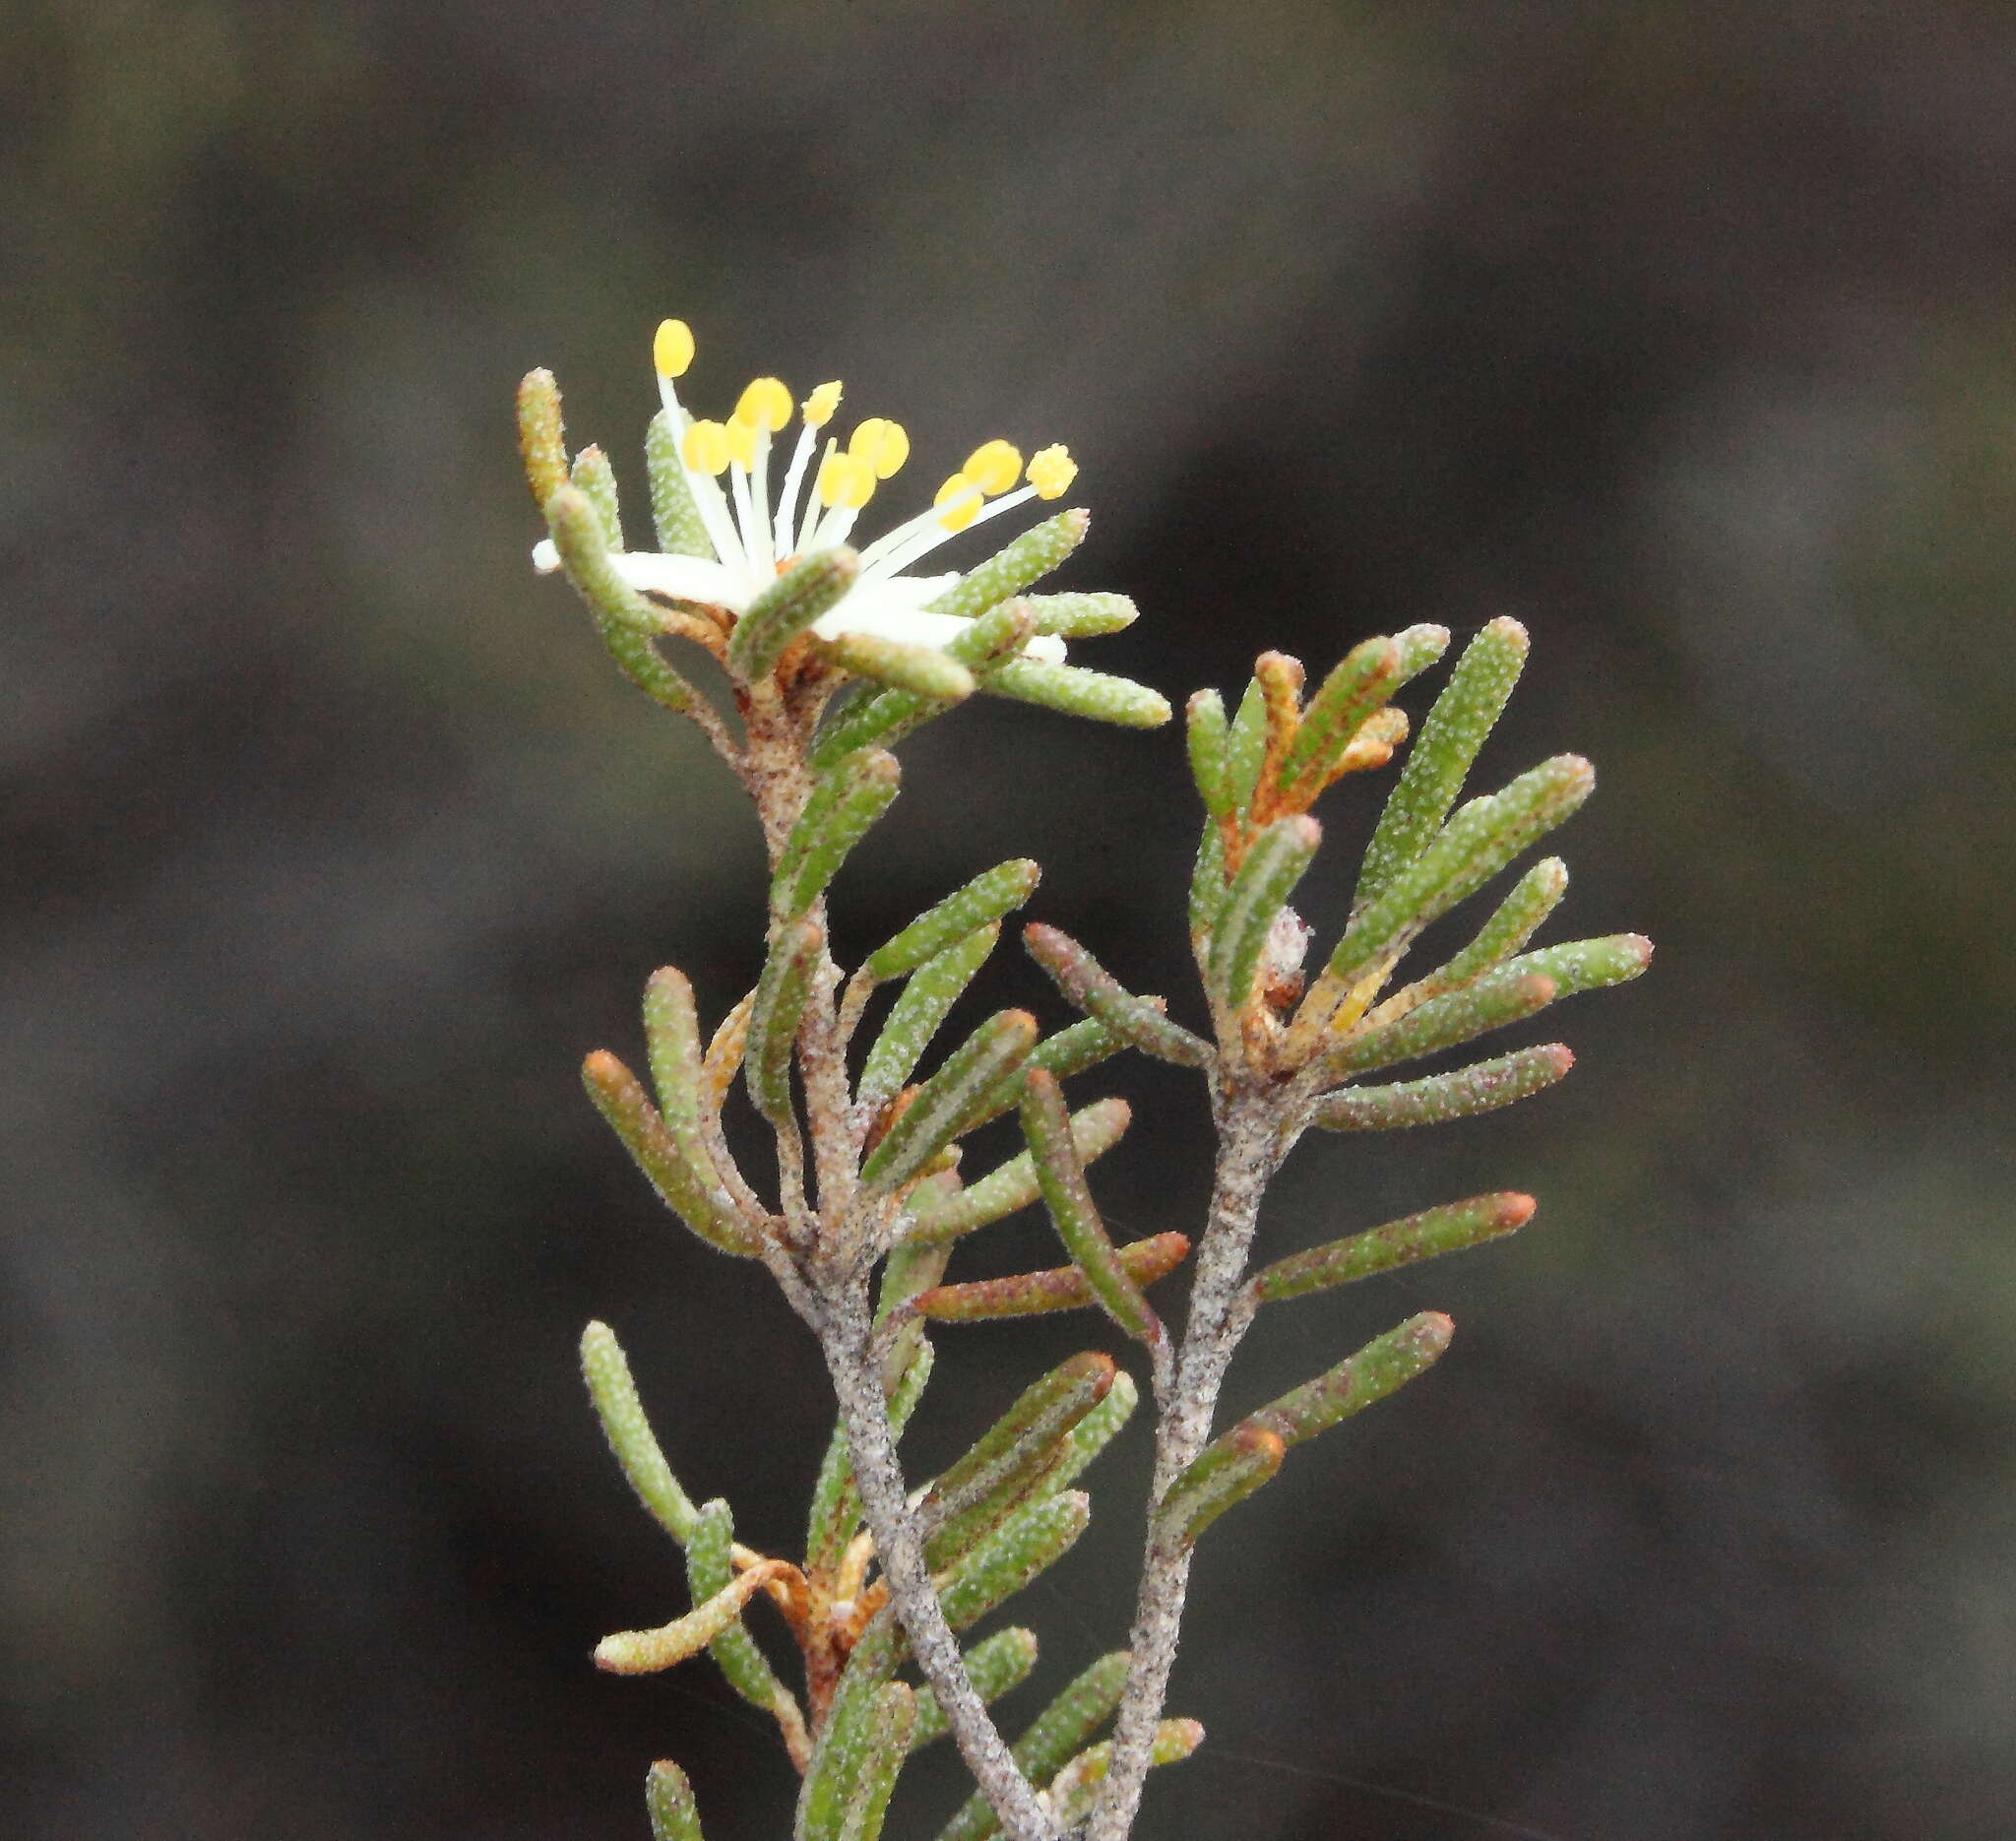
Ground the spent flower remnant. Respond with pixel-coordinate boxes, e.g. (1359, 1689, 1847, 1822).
(532, 316, 1082, 664)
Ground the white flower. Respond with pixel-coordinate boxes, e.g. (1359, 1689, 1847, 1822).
(531, 318, 1080, 665)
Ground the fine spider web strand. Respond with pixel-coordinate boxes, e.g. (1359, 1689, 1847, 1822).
(1197, 1744, 1584, 1841)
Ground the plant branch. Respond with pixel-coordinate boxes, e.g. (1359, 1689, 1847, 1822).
(1088, 1081, 1292, 1841)
(816, 1275, 1059, 1841)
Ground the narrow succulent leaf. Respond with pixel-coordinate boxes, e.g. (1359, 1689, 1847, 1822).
(544, 484, 673, 637)
(934, 1651, 1132, 1841)
(1248, 1192, 1537, 1304)
(877, 1238, 952, 1322)
(922, 1352, 1113, 1568)
(1242, 1311, 1454, 1449)
(1356, 616, 1529, 907)
(641, 969, 744, 1224)
(642, 969, 710, 1137)
(810, 602, 1037, 768)
(1047, 1366, 1139, 1493)
(647, 1760, 707, 1841)
(1045, 1721, 1204, 1829)
(726, 547, 861, 681)
(798, 1666, 896, 1841)
(907, 1097, 1131, 1240)
(858, 923, 999, 1109)
(1024, 923, 1210, 1068)
(925, 1356, 1114, 1518)
(593, 1561, 783, 1675)
(1185, 689, 1232, 819)
(1253, 652, 1305, 794)
(912, 1233, 1189, 1322)
(1392, 622, 1454, 680)
(570, 444, 623, 549)
(864, 859, 1041, 983)
(1311, 1043, 1575, 1130)
(1028, 1016, 1126, 1082)
(909, 1628, 1040, 1749)
(1206, 815, 1322, 1009)
(1422, 856, 1569, 996)
(859, 1010, 1039, 1193)
(1021, 1069, 1160, 1345)
(682, 1499, 800, 1720)
(817, 630, 977, 701)
(980, 657, 1172, 729)
(772, 752, 903, 919)
(1013, 591, 1137, 637)
(805, 1344, 933, 1580)
(704, 988, 755, 1101)
(1277, 636, 1402, 794)
(1157, 1423, 1286, 1544)
(1188, 823, 1228, 943)
(875, 1238, 949, 1395)
(1326, 755, 1595, 988)
(745, 920, 823, 1126)
(581, 1051, 760, 1254)
(581, 1320, 700, 1545)
(646, 408, 714, 558)
(1503, 932, 1655, 998)
(1224, 674, 1268, 814)
(950, 1015, 1132, 1139)
(837, 1683, 914, 1841)
(543, 484, 706, 712)
(1322, 970, 1558, 1081)
(516, 368, 568, 506)
(774, 758, 882, 914)
(935, 1490, 1090, 1629)
(921, 509, 1089, 624)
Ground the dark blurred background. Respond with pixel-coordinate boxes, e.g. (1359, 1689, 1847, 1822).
(7, 3, 2015, 1837)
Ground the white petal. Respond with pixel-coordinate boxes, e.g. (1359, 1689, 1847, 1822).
(532, 539, 560, 573)
(808, 575, 960, 642)
(611, 552, 753, 608)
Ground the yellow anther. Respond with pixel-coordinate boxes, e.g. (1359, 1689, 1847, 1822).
(681, 418, 730, 474)
(934, 472, 981, 532)
(963, 439, 1023, 496)
(817, 451, 877, 510)
(1027, 444, 1077, 499)
(803, 381, 844, 427)
(735, 377, 792, 432)
(849, 416, 911, 479)
(725, 415, 757, 469)
(654, 318, 695, 379)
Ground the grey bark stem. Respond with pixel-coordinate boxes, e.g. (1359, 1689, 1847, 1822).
(818, 1278, 1059, 1841)
(1087, 1087, 1289, 1841)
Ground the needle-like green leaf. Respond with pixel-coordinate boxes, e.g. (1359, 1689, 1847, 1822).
(1247, 1192, 1536, 1303)
(1311, 1043, 1574, 1130)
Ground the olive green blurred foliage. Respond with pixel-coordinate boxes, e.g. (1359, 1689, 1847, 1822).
(6, 2, 2016, 1838)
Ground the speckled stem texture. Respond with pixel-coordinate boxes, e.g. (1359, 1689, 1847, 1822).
(817, 1278, 1059, 1841)
(1088, 1084, 1292, 1841)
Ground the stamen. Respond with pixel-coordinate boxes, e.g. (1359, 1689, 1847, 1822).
(849, 416, 911, 479)
(735, 377, 792, 432)
(682, 420, 730, 475)
(963, 439, 1023, 495)
(935, 473, 982, 531)
(803, 380, 844, 428)
(675, 420, 747, 573)
(869, 481, 1042, 582)
(1027, 444, 1077, 499)
(807, 450, 877, 552)
(653, 318, 695, 379)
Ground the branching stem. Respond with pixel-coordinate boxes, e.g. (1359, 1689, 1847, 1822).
(817, 1277, 1059, 1841)
(1089, 1081, 1293, 1841)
